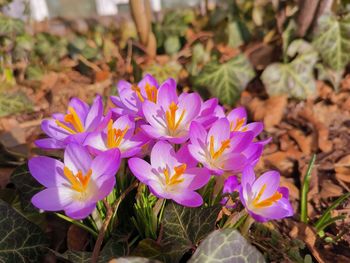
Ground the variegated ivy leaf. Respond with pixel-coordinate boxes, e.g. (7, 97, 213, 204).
(312, 13, 350, 71)
(261, 40, 318, 99)
(189, 229, 265, 263)
(194, 55, 255, 105)
(161, 202, 221, 263)
(0, 199, 48, 263)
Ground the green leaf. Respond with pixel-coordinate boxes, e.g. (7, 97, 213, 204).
(143, 61, 182, 83)
(312, 13, 350, 70)
(0, 91, 33, 117)
(194, 55, 255, 105)
(0, 199, 48, 262)
(0, 16, 24, 36)
(161, 202, 220, 263)
(189, 229, 265, 263)
(261, 40, 318, 99)
(164, 36, 181, 55)
(132, 239, 165, 262)
(300, 154, 316, 223)
(226, 21, 245, 48)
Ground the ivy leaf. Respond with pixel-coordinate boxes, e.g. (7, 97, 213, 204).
(261, 40, 318, 99)
(188, 229, 265, 263)
(0, 16, 24, 36)
(312, 13, 350, 70)
(161, 202, 220, 263)
(143, 61, 182, 83)
(0, 92, 33, 117)
(132, 239, 165, 262)
(194, 55, 255, 105)
(0, 199, 48, 262)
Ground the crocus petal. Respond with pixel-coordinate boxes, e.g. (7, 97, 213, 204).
(223, 176, 240, 194)
(31, 187, 73, 211)
(35, 138, 66, 149)
(241, 166, 256, 189)
(85, 95, 103, 131)
(117, 79, 132, 93)
(229, 131, 254, 152)
(84, 132, 108, 152)
(119, 84, 140, 114)
(252, 170, 280, 201)
(128, 158, 155, 183)
(64, 201, 96, 220)
(139, 74, 159, 98)
(157, 78, 178, 109)
(171, 191, 203, 207)
(207, 118, 231, 148)
(113, 115, 135, 139)
(68, 97, 89, 121)
(141, 125, 164, 139)
(178, 93, 201, 125)
(220, 153, 247, 172)
(64, 143, 92, 175)
(189, 121, 207, 146)
(150, 141, 178, 170)
(91, 148, 121, 180)
(176, 144, 198, 168)
(142, 101, 167, 130)
(227, 107, 247, 124)
(245, 122, 264, 136)
(243, 143, 263, 165)
(93, 176, 116, 201)
(29, 157, 66, 187)
(185, 168, 211, 190)
(42, 119, 70, 140)
(188, 144, 207, 164)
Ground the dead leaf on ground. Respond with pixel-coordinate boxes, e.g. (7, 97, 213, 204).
(335, 155, 350, 183)
(67, 224, 89, 251)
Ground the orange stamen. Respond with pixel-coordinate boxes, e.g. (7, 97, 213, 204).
(56, 107, 85, 134)
(209, 136, 231, 159)
(252, 184, 282, 208)
(164, 164, 187, 186)
(230, 118, 246, 132)
(63, 167, 92, 192)
(165, 102, 186, 132)
(145, 82, 158, 103)
(131, 85, 145, 102)
(106, 119, 129, 148)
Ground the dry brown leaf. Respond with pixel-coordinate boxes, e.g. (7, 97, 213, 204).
(288, 129, 312, 155)
(67, 224, 88, 251)
(263, 151, 294, 175)
(335, 155, 350, 183)
(320, 180, 344, 199)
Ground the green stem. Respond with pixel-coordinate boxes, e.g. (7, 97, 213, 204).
(55, 213, 98, 238)
(240, 215, 254, 238)
(300, 154, 316, 223)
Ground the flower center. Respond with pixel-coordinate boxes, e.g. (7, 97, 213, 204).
(131, 84, 145, 102)
(145, 82, 158, 103)
(252, 184, 283, 208)
(63, 167, 92, 192)
(106, 120, 129, 148)
(55, 107, 85, 134)
(209, 136, 231, 159)
(165, 102, 186, 133)
(230, 118, 247, 132)
(164, 164, 187, 186)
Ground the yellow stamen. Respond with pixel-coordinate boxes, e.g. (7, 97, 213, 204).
(252, 184, 283, 208)
(63, 167, 92, 192)
(132, 85, 145, 102)
(164, 164, 187, 186)
(106, 119, 129, 148)
(230, 118, 246, 132)
(145, 82, 158, 103)
(165, 102, 186, 132)
(55, 107, 85, 134)
(209, 136, 231, 159)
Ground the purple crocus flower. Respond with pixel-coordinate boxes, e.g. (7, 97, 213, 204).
(221, 175, 240, 207)
(84, 115, 148, 158)
(110, 74, 159, 117)
(195, 98, 225, 129)
(239, 166, 293, 222)
(128, 141, 210, 207)
(35, 96, 108, 149)
(188, 118, 260, 175)
(141, 79, 201, 143)
(227, 107, 263, 137)
(29, 143, 120, 219)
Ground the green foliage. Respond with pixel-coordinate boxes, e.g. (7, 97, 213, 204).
(132, 239, 165, 261)
(0, 15, 24, 36)
(261, 40, 318, 99)
(0, 199, 48, 262)
(300, 155, 316, 223)
(313, 13, 350, 70)
(143, 61, 182, 83)
(161, 202, 220, 263)
(34, 33, 68, 65)
(189, 229, 265, 263)
(164, 36, 181, 55)
(0, 92, 33, 117)
(187, 43, 211, 76)
(194, 55, 255, 105)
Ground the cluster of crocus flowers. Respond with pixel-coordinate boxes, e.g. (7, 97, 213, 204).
(29, 74, 293, 222)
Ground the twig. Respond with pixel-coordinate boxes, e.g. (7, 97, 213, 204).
(91, 181, 139, 263)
